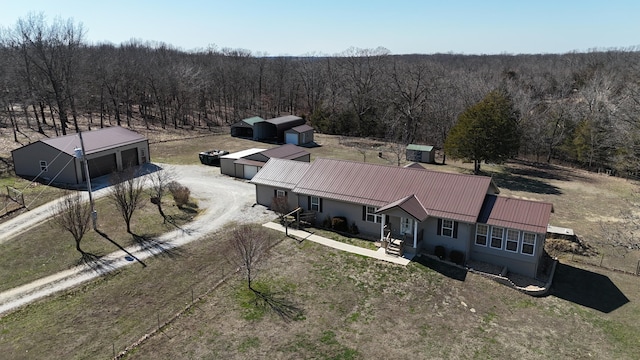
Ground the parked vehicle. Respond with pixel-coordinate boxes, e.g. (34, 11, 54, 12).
(199, 150, 228, 166)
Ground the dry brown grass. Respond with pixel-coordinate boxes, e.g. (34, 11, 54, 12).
(2, 116, 640, 359)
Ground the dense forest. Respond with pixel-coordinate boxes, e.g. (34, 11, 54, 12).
(1, 14, 640, 175)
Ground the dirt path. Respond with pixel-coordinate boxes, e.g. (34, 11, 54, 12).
(0, 163, 274, 316)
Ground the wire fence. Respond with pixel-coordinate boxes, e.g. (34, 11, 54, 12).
(108, 268, 238, 359)
(569, 252, 640, 276)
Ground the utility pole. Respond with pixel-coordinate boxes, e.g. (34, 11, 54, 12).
(75, 129, 98, 230)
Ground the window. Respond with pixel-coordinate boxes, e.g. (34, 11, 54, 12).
(490, 227, 504, 249)
(310, 196, 320, 211)
(506, 229, 519, 252)
(441, 219, 454, 237)
(522, 233, 536, 255)
(39, 160, 48, 172)
(276, 189, 286, 198)
(475, 224, 488, 246)
(365, 206, 382, 223)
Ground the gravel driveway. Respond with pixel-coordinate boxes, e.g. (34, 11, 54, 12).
(0, 163, 275, 316)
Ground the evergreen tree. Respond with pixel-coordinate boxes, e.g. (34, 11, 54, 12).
(445, 90, 521, 174)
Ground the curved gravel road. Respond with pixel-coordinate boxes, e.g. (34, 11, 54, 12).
(0, 163, 274, 316)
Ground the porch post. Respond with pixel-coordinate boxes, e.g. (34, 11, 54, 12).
(413, 220, 418, 248)
(380, 214, 386, 241)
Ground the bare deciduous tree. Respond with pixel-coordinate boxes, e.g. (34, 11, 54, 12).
(228, 225, 271, 292)
(51, 191, 92, 257)
(109, 168, 146, 234)
(271, 196, 289, 224)
(147, 168, 175, 223)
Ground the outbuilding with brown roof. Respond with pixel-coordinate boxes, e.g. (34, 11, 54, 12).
(11, 126, 149, 186)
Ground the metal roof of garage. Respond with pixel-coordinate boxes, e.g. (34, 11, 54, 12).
(260, 144, 309, 160)
(40, 126, 146, 155)
(221, 148, 267, 160)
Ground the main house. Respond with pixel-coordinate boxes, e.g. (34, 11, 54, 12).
(251, 158, 554, 278)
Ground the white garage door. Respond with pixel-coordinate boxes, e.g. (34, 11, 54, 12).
(243, 165, 259, 179)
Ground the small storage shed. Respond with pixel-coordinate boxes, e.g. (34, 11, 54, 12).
(406, 144, 435, 164)
(220, 144, 310, 180)
(254, 115, 305, 143)
(285, 124, 314, 146)
(230, 116, 264, 139)
(11, 126, 149, 186)
(244, 144, 310, 163)
(220, 148, 266, 179)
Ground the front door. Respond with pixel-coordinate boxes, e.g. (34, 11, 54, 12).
(400, 217, 413, 235)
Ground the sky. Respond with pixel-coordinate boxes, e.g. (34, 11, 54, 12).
(1, 0, 639, 56)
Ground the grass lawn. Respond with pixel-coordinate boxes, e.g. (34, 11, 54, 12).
(0, 175, 66, 223)
(1, 227, 638, 359)
(2, 133, 640, 359)
(0, 193, 198, 292)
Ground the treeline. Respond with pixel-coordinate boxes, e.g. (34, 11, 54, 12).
(1, 14, 640, 174)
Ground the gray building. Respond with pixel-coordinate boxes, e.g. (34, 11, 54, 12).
(252, 158, 554, 278)
(219, 144, 310, 180)
(11, 127, 149, 186)
(253, 115, 306, 143)
(406, 144, 435, 163)
(285, 124, 314, 146)
(230, 116, 264, 139)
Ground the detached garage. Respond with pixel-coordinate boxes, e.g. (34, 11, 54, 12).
(220, 144, 310, 180)
(11, 126, 150, 186)
(285, 124, 314, 146)
(253, 115, 305, 143)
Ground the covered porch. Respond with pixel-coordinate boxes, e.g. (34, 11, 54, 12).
(375, 194, 428, 257)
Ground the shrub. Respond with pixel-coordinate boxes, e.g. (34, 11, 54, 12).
(450, 250, 465, 265)
(331, 216, 349, 232)
(350, 222, 359, 235)
(434, 245, 446, 260)
(168, 181, 190, 208)
(322, 215, 332, 228)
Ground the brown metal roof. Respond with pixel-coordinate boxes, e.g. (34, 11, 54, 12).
(40, 127, 146, 156)
(261, 144, 309, 160)
(292, 158, 498, 223)
(286, 124, 314, 133)
(376, 194, 429, 222)
(403, 162, 425, 170)
(265, 115, 303, 126)
(251, 158, 312, 190)
(478, 195, 553, 233)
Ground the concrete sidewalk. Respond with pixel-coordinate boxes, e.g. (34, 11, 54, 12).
(262, 222, 412, 266)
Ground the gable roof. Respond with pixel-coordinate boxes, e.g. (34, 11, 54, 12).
(242, 116, 265, 125)
(286, 124, 314, 133)
(403, 162, 425, 170)
(376, 194, 429, 222)
(251, 158, 312, 190)
(477, 195, 554, 233)
(39, 127, 146, 156)
(260, 144, 309, 160)
(407, 144, 434, 152)
(292, 158, 499, 223)
(221, 148, 266, 160)
(265, 115, 303, 126)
